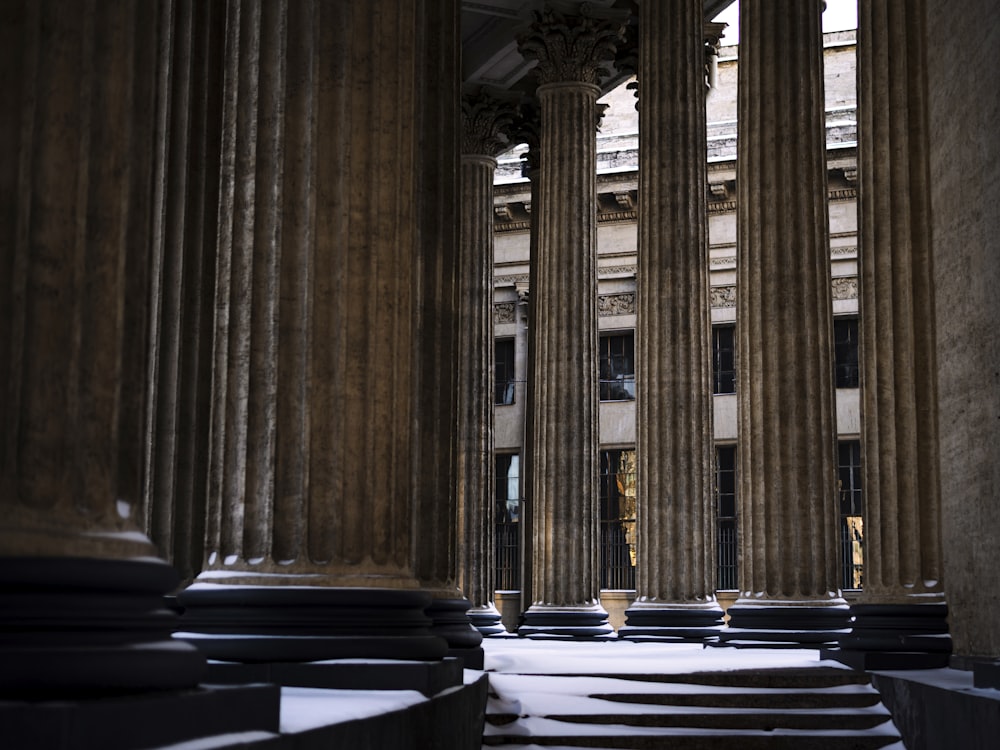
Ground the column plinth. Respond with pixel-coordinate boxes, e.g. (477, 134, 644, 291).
(719, 0, 849, 647)
(824, 0, 950, 670)
(515, 7, 626, 638)
(618, 0, 723, 644)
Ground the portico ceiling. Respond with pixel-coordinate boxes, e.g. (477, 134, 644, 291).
(460, 0, 736, 94)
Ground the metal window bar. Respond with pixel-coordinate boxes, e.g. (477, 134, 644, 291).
(599, 450, 637, 590)
(495, 339, 516, 405)
(713, 325, 736, 394)
(834, 318, 859, 388)
(494, 454, 520, 591)
(716, 445, 738, 590)
(599, 334, 636, 401)
(837, 440, 864, 589)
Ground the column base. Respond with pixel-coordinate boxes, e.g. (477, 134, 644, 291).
(1, 683, 278, 750)
(822, 602, 952, 670)
(517, 603, 615, 639)
(468, 602, 509, 637)
(717, 601, 851, 648)
(204, 656, 465, 697)
(426, 597, 484, 669)
(177, 584, 447, 662)
(618, 601, 726, 642)
(0, 556, 206, 697)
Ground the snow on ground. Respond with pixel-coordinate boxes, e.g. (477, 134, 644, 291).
(279, 686, 426, 733)
(483, 637, 844, 675)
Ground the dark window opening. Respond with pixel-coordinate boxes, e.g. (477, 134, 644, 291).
(495, 338, 515, 405)
(716, 445, 738, 590)
(838, 440, 864, 590)
(599, 449, 636, 590)
(599, 332, 636, 401)
(494, 453, 520, 591)
(834, 317, 859, 388)
(713, 325, 736, 394)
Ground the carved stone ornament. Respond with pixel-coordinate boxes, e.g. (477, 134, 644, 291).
(462, 88, 519, 157)
(494, 302, 517, 324)
(711, 285, 737, 308)
(598, 292, 636, 316)
(516, 4, 628, 87)
(831, 276, 859, 300)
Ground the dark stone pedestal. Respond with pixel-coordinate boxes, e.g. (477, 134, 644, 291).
(0, 557, 206, 697)
(177, 585, 448, 662)
(974, 660, 1000, 690)
(517, 605, 615, 639)
(468, 604, 508, 638)
(1, 683, 279, 750)
(822, 603, 952, 670)
(717, 605, 851, 648)
(619, 605, 726, 642)
(206, 656, 464, 697)
(426, 597, 484, 669)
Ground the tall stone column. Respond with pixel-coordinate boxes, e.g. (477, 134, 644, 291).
(829, 0, 950, 669)
(620, 0, 725, 642)
(720, 0, 849, 645)
(515, 5, 626, 638)
(142, 0, 226, 585)
(0, 0, 207, 696)
(176, 0, 459, 674)
(458, 89, 517, 637)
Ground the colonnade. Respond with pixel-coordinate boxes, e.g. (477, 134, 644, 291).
(0, 5, 953, 732)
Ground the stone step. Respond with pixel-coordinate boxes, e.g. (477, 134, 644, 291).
(575, 667, 873, 689)
(590, 685, 880, 710)
(483, 722, 903, 749)
(539, 705, 890, 731)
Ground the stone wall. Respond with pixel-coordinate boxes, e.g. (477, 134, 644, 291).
(927, 0, 1000, 659)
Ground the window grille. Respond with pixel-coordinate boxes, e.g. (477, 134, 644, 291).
(494, 454, 520, 591)
(599, 333, 636, 401)
(713, 325, 736, 394)
(838, 440, 864, 590)
(716, 445, 738, 590)
(834, 317, 860, 388)
(495, 339, 516, 405)
(599, 449, 636, 590)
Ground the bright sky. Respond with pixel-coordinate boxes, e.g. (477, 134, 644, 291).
(712, 0, 858, 40)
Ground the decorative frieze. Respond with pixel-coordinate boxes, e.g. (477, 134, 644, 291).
(598, 292, 635, 316)
(493, 302, 517, 324)
(711, 285, 737, 308)
(832, 276, 859, 300)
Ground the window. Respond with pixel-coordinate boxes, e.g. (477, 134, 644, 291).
(838, 440, 864, 590)
(713, 325, 736, 394)
(716, 445, 738, 590)
(599, 332, 635, 401)
(494, 454, 520, 591)
(599, 449, 636, 590)
(495, 339, 515, 405)
(834, 317, 859, 388)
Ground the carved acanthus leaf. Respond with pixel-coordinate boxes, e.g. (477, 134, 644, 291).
(462, 88, 520, 157)
(517, 6, 628, 87)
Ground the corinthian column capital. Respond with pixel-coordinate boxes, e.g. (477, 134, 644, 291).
(516, 4, 628, 87)
(461, 87, 519, 158)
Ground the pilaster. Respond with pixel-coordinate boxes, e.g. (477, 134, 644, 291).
(515, 5, 626, 638)
(826, 0, 950, 669)
(620, 0, 724, 642)
(720, 0, 849, 647)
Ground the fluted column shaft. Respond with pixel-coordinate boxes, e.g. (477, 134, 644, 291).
(831, 0, 949, 662)
(725, 0, 847, 643)
(178, 0, 458, 663)
(0, 0, 204, 693)
(516, 8, 625, 637)
(143, 0, 226, 584)
(621, 0, 723, 641)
